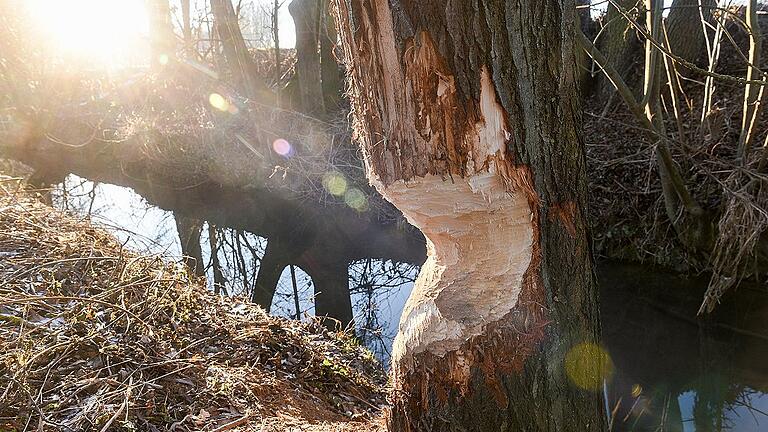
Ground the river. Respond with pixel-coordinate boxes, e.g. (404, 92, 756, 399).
(56, 176, 768, 432)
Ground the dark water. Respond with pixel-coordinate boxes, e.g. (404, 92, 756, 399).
(599, 263, 768, 432)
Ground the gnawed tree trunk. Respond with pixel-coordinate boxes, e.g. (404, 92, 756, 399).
(334, 0, 605, 430)
(289, 0, 325, 115)
(174, 213, 205, 277)
(666, 0, 716, 66)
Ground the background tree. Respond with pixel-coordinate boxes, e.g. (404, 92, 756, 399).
(597, 0, 644, 100)
(289, 0, 323, 115)
(666, 0, 717, 65)
(211, 0, 273, 100)
(146, 0, 176, 67)
(334, 0, 605, 429)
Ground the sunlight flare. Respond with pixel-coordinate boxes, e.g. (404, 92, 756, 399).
(272, 139, 292, 157)
(24, 0, 149, 67)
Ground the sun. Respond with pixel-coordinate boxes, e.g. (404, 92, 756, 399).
(24, 0, 150, 68)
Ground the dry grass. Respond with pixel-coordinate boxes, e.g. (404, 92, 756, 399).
(701, 169, 768, 312)
(0, 178, 386, 432)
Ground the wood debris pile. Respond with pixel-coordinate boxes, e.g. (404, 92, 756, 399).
(0, 179, 386, 431)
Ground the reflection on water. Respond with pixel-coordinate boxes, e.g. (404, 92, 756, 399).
(55, 176, 413, 362)
(599, 263, 768, 432)
(56, 177, 768, 430)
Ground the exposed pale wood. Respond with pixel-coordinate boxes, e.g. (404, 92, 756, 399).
(334, 0, 604, 429)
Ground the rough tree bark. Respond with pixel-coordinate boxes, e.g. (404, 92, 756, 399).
(666, 0, 716, 66)
(334, 0, 605, 430)
(210, 0, 273, 101)
(319, 2, 344, 111)
(597, 0, 643, 100)
(289, 0, 325, 115)
(1, 0, 418, 327)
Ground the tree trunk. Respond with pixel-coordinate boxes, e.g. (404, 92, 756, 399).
(666, 0, 716, 66)
(273, 0, 281, 85)
(289, 0, 325, 115)
(146, 0, 175, 67)
(180, 0, 193, 56)
(208, 223, 227, 295)
(576, 0, 597, 96)
(174, 213, 205, 277)
(598, 0, 643, 101)
(251, 238, 290, 311)
(320, 2, 343, 111)
(210, 0, 273, 101)
(298, 255, 353, 329)
(334, 0, 605, 430)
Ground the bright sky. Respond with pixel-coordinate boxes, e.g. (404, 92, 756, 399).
(22, 0, 295, 69)
(24, 0, 150, 68)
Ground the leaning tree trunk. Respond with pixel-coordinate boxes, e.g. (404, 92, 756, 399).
(210, 0, 273, 101)
(251, 238, 290, 311)
(334, 0, 605, 430)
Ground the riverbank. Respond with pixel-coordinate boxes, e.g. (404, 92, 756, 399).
(0, 178, 386, 431)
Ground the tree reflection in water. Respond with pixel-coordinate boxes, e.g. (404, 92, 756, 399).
(600, 263, 768, 432)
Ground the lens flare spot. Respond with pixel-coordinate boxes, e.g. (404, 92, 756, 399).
(565, 342, 614, 391)
(344, 188, 369, 212)
(272, 139, 292, 156)
(631, 384, 643, 398)
(209, 93, 229, 112)
(322, 172, 347, 196)
(158, 54, 169, 65)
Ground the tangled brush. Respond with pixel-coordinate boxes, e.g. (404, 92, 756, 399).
(700, 170, 768, 313)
